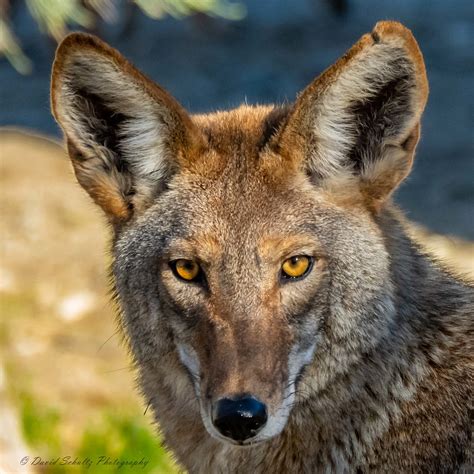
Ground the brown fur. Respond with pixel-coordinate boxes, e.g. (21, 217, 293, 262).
(51, 21, 473, 473)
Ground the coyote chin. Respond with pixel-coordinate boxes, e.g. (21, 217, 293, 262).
(51, 21, 473, 473)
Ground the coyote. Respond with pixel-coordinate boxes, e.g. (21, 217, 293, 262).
(51, 21, 473, 472)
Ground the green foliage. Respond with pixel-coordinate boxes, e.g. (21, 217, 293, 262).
(25, 0, 97, 40)
(135, 0, 245, 20)
(0, 0, 246, 74)
(19, 394, 177, 474)
(77, 413, 178, 473)
(20, 393, 62, 454)
(0, 18, 33, 74)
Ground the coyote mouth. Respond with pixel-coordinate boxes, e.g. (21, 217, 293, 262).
(205, 424, 269, 447)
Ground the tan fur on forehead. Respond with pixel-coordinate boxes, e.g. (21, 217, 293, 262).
(259, 234, 324, 263)
(193, 105, 275, 148)
(166, 233, 222, 263)
(185, 104, 292, 178)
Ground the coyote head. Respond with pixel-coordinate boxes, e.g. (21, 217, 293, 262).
(51, 22, 428, 446)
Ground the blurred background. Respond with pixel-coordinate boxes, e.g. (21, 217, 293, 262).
(0, 0, 473, 472)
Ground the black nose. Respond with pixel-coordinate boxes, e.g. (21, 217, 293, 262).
(212, 394, 268, 442)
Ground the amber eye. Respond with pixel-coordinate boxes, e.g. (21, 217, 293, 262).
(281, 256, 312, 280)
(172, 259, 201, 281)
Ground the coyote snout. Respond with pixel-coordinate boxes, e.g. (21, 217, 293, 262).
(170, 222, 323, 445)
(51, 21, 473, 473)
(189, 329, 316, 445)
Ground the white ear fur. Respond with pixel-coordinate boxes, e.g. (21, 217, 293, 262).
(278, 21, 428, 207)
(56, 51, 172, 182)
(52, 33, 201, 221)
(305, 42, 420, 179)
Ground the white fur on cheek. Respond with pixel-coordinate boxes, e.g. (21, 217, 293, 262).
(253, 342, 317, 443)
(177, 343, 201, 396)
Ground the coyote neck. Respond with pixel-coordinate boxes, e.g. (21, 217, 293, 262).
(250, 222, 472, 472)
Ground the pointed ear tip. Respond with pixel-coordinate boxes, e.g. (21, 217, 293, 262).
(372, 21, 422, 61)
(53, 32, 113, 75)
(372, 21, 429, 105)
(372, 21, 423, 63)
(53, 33, 99, 74)
(51, 32, 117, 114)
(56, 32, 106, 55)
(372, 21, 416, 43)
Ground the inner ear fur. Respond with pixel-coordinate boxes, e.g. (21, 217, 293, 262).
(276, 21, 429, 212)
(51, 33, 204, 223)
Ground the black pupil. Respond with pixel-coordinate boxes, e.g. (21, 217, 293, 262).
(290, 257, 300, 266)
(183, 262, 195, 271)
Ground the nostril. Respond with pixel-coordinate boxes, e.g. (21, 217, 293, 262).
(212, 394, 268, 442)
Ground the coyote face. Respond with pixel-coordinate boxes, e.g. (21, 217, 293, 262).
(111, 139, 390, 444)
(108, 134, 399, 445)
(52, 23, 472, 468)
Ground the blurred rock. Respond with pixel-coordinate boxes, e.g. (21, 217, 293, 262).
(57, 291, 96, 322)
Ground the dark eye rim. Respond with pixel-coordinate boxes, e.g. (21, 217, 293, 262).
(169, 259, 205, 284)
(280, 255, 315, 283)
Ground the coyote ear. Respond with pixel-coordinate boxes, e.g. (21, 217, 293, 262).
(277, 21, 428, 211)
(51, 33, 204, 223)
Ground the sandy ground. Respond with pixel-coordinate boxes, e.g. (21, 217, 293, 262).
(0, 130, 159, 471)
(0, 129, 472, 470)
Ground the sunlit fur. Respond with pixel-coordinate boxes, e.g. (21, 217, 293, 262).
(52, 21, 473, 473)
